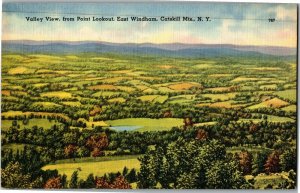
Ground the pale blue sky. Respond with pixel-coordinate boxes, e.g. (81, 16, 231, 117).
(2, 2, 297, 47)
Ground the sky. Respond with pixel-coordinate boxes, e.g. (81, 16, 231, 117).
(2, 2, 298, 47)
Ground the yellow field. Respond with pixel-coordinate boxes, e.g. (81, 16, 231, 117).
(210, 101, 237, 108)
(88, 84, 117, 90)
(32, 102, 62, 108)
(77, 118, 108, 127)
(116, 86, 136, 92)
(259, 84, 277, 90)
(281, 105, 296, 112)
(32, 83, 49, 88)
(1, 111, 71, 121)
(168, 82, 202, 90)
(42, 158, 140, 180)
(8, 67, 34, 75)
(194, 122, 216, 126)
(138, 95, 160, 102)
(41, 91, 72, 99)
(194, 64, 213, 69)
(108, 97, 126, 103)
(61, 101, 82, 107)
(231, 77, 273, 82)
(247, 67, 281, 71)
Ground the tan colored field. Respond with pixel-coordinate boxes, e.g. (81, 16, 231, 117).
(159, 65, 174, 69)
(209, 101, 234, 108)
(168, 82, 202, 90)
(263, 98, 289, 108)
(247, 98, 289, 109)
(41, 91, 72, 99)
(2, 90, 11, 96)
(88, 84, 117, 90)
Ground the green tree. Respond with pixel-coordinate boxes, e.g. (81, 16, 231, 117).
(85, 173, 95, 188)
(122, 166, 129, 176)
(1, 162, 34, 188)
(69, 171, 78, 188)
(126, 168, 137, 183)
(280, 148, 296, 172)
(206, 160, 250, 189)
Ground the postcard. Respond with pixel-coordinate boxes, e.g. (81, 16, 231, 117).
(1, 1, 298, 190)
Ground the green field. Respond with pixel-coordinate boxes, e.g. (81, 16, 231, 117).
(2, 118, 63, 131)
(107, 118, 184, 132)
(274, 90, 296, 102)
(42, 155, 140, 180)
(239, 114, 295, 123)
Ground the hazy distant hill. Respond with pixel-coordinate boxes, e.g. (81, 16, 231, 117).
(2, 40, 296, 57)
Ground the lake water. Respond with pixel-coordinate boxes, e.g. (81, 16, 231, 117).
(110, 125, 143, 131)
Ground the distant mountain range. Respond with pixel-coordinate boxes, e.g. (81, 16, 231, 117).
(2, 40, 296, 57)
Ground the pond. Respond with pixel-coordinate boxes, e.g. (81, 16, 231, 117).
(109, 125, 143, 131)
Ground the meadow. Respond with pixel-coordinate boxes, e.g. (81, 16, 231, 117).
(42, 155, 140, 180)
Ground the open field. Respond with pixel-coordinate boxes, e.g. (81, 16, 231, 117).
(42, 155, 140, 180)
(107, 118, 184, 131)
(2, 118, 63, 131)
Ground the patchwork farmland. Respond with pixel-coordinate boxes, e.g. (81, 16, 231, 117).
(1, 53, 297, 189)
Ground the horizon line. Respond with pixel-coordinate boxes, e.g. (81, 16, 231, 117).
(2, 39, 297, 49)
